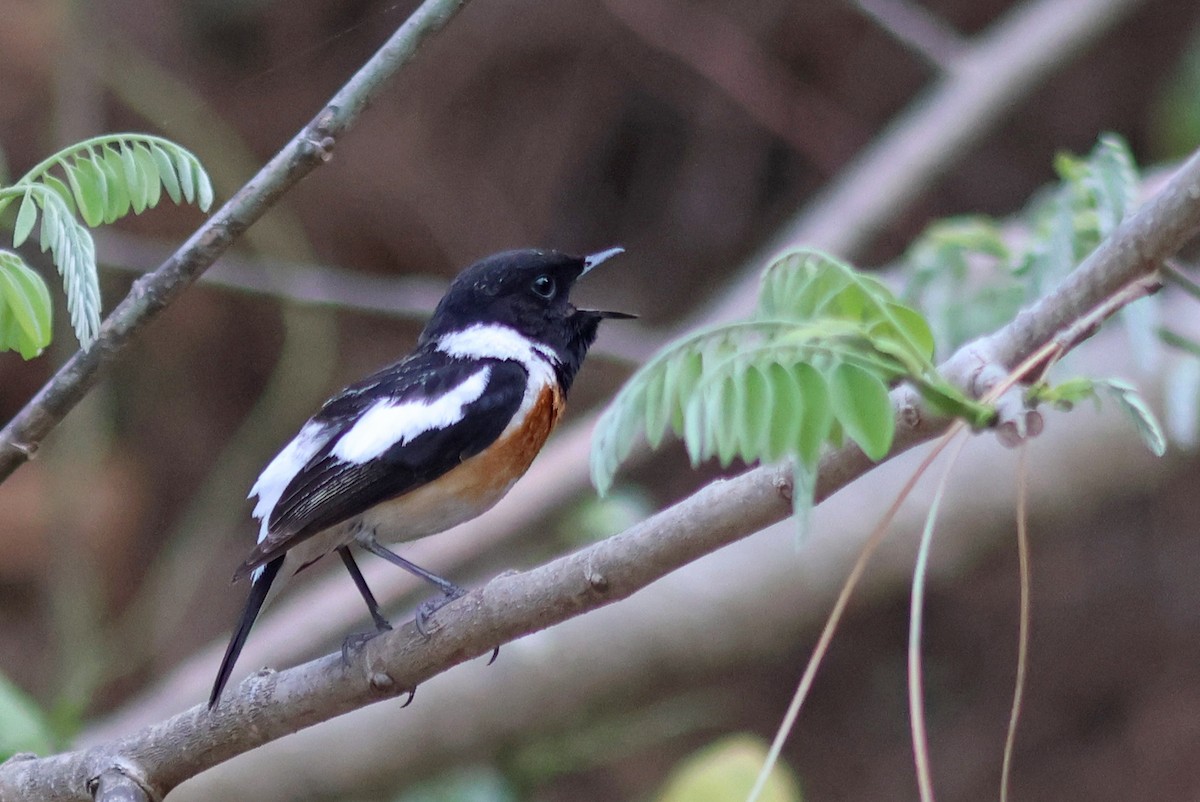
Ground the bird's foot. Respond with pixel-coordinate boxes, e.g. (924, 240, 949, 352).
(341, 621, 393, 665)
(412, 586, 501, 664)
(414, 586, 467, 636)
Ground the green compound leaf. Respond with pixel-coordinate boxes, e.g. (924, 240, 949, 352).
(65, 161, 104, 227)
(0, 251, 52, 359)
(1, 134, 213, 351)
(761, 362, 801, 462)
(759, 248, 935, 370)
(1087, 133, 1139, 239)
(590, 248, 956, 496)
(828, 361, 894, 460)
(150, 143, 182, 204)
(133, 144, 162, 209)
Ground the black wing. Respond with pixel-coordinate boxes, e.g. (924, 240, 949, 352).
(239, 352, 528, 575)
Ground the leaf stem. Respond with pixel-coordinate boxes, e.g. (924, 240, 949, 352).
(13, 134, 196, 187)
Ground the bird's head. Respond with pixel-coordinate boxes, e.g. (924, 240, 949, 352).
(421, 247, 633, 387)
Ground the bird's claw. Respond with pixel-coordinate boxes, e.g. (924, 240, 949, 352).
(414, 587, 467, 636)
(340, 622, 392, 665)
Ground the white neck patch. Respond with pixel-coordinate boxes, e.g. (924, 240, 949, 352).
(436, 323, 558, 385)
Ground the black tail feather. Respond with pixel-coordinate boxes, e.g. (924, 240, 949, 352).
(209, 556, 284, 709)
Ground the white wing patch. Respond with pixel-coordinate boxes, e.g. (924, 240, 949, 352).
(249, 421, 334, 542)
(436, 324, 558, 388)
(331, 367, 492, 465)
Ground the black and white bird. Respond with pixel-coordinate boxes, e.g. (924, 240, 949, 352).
(209, 247, 630, 708)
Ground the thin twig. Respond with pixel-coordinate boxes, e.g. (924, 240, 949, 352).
(0, 0, 474, 484)
(848, 0, 966, 70)
(1160, 259, 1200, 304)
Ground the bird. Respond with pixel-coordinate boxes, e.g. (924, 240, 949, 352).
(208, 247, 631, 708)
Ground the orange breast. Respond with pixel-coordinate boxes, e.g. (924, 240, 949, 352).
(360, 383, 565, 541)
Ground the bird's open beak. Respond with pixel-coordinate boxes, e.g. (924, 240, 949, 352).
(577, 246, 635, 319)
(581, 246, 625, 276)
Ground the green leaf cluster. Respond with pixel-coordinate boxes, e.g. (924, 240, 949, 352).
(591, 249, 988, 529)
(905, 133, 1141, 353)
(0, 134, 213, 356)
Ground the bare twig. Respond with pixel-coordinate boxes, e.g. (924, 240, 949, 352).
(0, 0, 474, 485)
(848, 0, 967, 70)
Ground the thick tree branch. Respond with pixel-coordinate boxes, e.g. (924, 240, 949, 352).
(6, 133, 1200, 802)
(0, 0, 473, 485)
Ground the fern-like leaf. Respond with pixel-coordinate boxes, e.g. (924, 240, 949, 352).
(590, 248, 973, 497)
(759, 249, 936, 371)
(0, 134, 212, 349)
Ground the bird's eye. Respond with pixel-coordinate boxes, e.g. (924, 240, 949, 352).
(531, 274, 556, 299)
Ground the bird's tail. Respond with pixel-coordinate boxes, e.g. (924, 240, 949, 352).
(209, 556, 284, 709)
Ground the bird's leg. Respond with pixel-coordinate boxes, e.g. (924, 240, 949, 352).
(338, 546, 392, 663)
(359, 538, 469, 635)
(360, 537, 500, 662)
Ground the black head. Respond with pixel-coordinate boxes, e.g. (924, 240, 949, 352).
(421, 248, 633, 388)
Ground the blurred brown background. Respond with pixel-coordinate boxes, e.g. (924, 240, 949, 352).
(2, 0, 1200, 799)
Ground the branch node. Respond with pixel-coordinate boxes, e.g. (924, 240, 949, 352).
(964, 342, 1002, 399)
(898, 391, 922, 430)
(88, 762, 157, 802)
(583, 554, 610, 594)
(995, 408, 1044, 448)
(772, 470, 793, 503)
(296, 107, 340, 164)
(970, 354, 1043, 446)
(368, 671, 396, 693)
